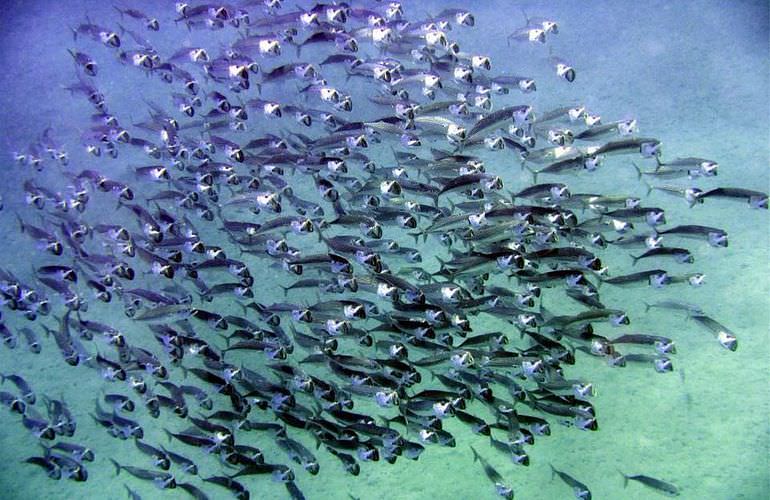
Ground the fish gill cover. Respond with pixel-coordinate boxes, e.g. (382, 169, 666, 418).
(0, 0, 767, 499)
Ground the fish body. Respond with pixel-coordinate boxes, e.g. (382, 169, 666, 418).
(470, 446, 514, 499)
(551, 464, 591, 499)
(110, 459, 176, 488)
(621, 472, 680, 496)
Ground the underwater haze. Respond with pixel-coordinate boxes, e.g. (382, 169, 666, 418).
(0, 1, 768, 499)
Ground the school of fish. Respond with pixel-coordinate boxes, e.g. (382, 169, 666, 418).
(0, 1, 766, 499)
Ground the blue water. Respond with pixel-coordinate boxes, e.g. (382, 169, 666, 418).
(0, 1, 767, 499)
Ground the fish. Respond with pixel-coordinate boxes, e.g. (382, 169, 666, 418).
(22, 411, 56, 440)
(67, 49, 98, 76)
(161, 446, 197, 475)
(610, 334, 676, 355)
(0, 373, 36, 404)
(700, 187, 768, 209)
(620, 471, 681, 496)
(43, 395, 77, 436)
(525, 154, 601, 182)
(177, 482, 209, 500)
(0, 391, 26, 413)
(202, 476, 249, 500)
(113, 7, 159, 31)
(644, 299, 703, 316)
(590, 137, 661, 157)
(43, 442, 94, 462)
(631, 247, 694, 265)
(655, 225, 728, 247)
(16, 216, 63, 255)
(44, 452, 88, 481)
(276, 436, 320, 475)
(470, 446, 514, 499)
(551, 464, 591, 499)
(25, 455, 61, 479)
(645, 184, 704, 207)
(655, 156, 718, 175)
(71, 20, 120, 47)
(124, 484, 142, 500)
(110, 459, 176, 489)
(691, 314, 738, 351)
(602, 269, 670, 288)
(134, 439, 171, 470)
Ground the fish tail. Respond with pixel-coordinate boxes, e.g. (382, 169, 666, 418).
(307, 431, 322, 450)
(109, 458, 121, 476)
(538, 302, 553, 321)
(379, 415, 392, 430)
(163, 428, 174, 443)
(470, 445, 480, 463)
(389, 145, 399, 163)
(521, 7, 531, 24)
(618, 469, 629, 488)
(632, 162, 642, 180)
(644, 181, 653, 197)
(643, 301, 651, 313)
(397, 401, 411, 434)
(15, 214, 25, 233)
(549, 463, 557, 480)
(630, 254, 640, 266)
(430, 147, 449, 160)
(531, 171, 538, 184)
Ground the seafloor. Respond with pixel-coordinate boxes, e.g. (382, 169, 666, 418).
(0, 1, 767, 499)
